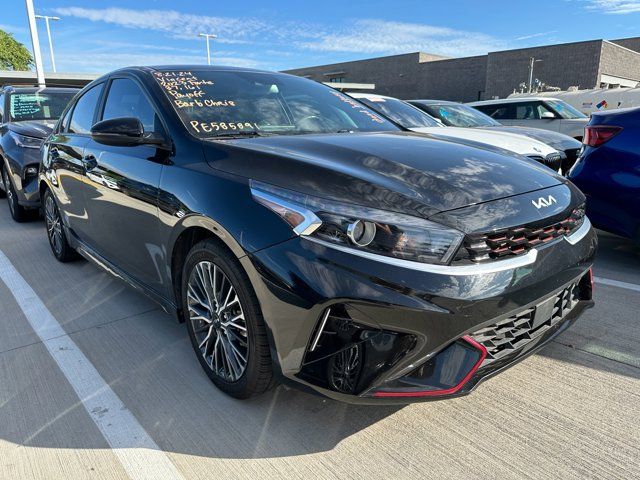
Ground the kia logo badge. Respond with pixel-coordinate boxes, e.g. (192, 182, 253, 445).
(532, 195, 557, 209)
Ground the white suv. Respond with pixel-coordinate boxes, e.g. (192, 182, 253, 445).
(467, 97, 589, 140)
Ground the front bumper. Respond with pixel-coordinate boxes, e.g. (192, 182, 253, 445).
(1, 142, 41, 207)
(241, 219, 597, 404)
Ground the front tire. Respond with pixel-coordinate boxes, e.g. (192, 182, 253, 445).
(182, 239, 273, 399)
(43, 189, 76, 262)
(2, 166, 28, 222)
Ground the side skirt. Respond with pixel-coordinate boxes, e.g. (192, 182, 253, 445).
(67, 228, 179, 316)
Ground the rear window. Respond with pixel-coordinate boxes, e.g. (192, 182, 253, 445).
(9, 91, 76, 122)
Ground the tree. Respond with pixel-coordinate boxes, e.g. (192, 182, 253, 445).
(0, 29, 33, 71)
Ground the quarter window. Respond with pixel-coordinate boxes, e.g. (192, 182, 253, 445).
(102, 78, 164, 134)
(0, 93, 4, 120)
(69, 84, 104, 134)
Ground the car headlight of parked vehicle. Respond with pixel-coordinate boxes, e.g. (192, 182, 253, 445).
(251, 180, 464, 265)
(9, 131, 43, 149)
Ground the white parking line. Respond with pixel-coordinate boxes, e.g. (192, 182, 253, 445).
(595, 276, 640, 293)
(0, 251, 184, 480)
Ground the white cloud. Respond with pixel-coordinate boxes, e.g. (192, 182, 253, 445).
(52, 7, 508, 59)
(0, 24, 29, 35)
(585, 0, 640, 13)
(53, 7, 266, 41)
(297, 19, 507, 57)
(57, 51, 262, 73)
(516, 30, 558, 41)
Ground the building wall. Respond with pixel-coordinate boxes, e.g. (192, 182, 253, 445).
(284, 52, 439, 99)
(284, 36, 640, 102)
(418, 56, 487, 102)
(598, 41, 640, 84)
(484, 41, 603, 99)
(284, 53, 487, 101)
(611, 37, 640, 53)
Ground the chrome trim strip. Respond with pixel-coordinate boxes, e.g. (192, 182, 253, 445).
(303, 237, 538, 276)
(564, 217, 592, 245)
(251, 188, 322, 236)
(310, 308, 331, 352)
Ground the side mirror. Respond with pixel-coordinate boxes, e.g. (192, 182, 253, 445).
(541, 111, 556, 119)
(90, 117, 166, 147)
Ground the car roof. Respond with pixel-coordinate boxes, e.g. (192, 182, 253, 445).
(467, 97, 561, 106)
(111, 65, 278, 76)
(348, 92, 397, 100)
(1, 86, 79, 94)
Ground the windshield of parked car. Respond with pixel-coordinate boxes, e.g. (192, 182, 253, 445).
(546, 100, 587, 119)
(355, 96, 441, 128)
(9, 91, 76, 122)
(421, 103, 501, 127)
(153, 70, 399, 137)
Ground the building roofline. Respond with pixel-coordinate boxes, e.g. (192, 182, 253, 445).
(283, 51, 445, 73)
(602, 39, 640, 57)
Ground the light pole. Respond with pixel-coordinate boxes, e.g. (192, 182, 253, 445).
(198, 33, 217, 65)
(528, 57, 543, 93)
(25, 0, 45, 86)
(35, 15, 60, 73)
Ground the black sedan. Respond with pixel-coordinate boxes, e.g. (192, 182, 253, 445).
(0, 86, 78, 221)
(39, 66, 596, 402)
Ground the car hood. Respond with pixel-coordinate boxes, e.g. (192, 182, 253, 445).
(9, 120, 56, 139)
(202, 131, 564, 218)
(409, 126, 558, 157)
(476, 126, 582, 151)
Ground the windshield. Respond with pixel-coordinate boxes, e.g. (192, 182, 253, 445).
(9, 91, 76, 122)
(355, 96, 441, 128)
(153, 70, 398, 137)
(421, 103, 501, 127)
(547, 100, 586, 119)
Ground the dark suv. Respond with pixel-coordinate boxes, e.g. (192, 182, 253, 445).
(0, 86, 78, 221)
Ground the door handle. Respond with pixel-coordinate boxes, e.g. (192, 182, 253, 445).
(82, 154, 97, 171)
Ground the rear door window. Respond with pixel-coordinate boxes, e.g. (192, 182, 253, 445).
(476, 104, 513, 120)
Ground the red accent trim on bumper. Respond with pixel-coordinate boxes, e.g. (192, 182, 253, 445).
(373, 335, 487, 398)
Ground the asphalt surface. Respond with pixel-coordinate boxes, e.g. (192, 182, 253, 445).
(0, 201, 639, 480)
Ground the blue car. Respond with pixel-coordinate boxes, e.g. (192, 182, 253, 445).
(568, 107, 640, 244)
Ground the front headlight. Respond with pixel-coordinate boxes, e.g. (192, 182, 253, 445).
(9, 131, 43, 149)
(251, 181, 464, 265)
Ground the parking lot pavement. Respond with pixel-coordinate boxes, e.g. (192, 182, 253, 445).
(0, 203, 639, 480)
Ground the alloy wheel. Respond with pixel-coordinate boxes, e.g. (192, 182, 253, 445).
(45, 195, 63, 256)
(187, 261, 249, 382)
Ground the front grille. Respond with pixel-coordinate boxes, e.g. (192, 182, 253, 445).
(470, 283, 580, 367)
(463, 207, 585, 263)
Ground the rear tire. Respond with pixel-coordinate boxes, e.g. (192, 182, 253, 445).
(43, 189, 76, 262)
(182, 239, 273, 399)
(2, 165, 28, 222)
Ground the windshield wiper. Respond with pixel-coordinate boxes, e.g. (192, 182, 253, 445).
(208, 131, 264, 139)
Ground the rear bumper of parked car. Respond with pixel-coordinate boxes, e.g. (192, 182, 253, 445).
(240, 219, 597, 404)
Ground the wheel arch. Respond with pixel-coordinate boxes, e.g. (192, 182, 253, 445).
(168, 215, 246, 323)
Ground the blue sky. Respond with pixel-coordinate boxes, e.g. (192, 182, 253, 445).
(2, 0, 640, 73)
